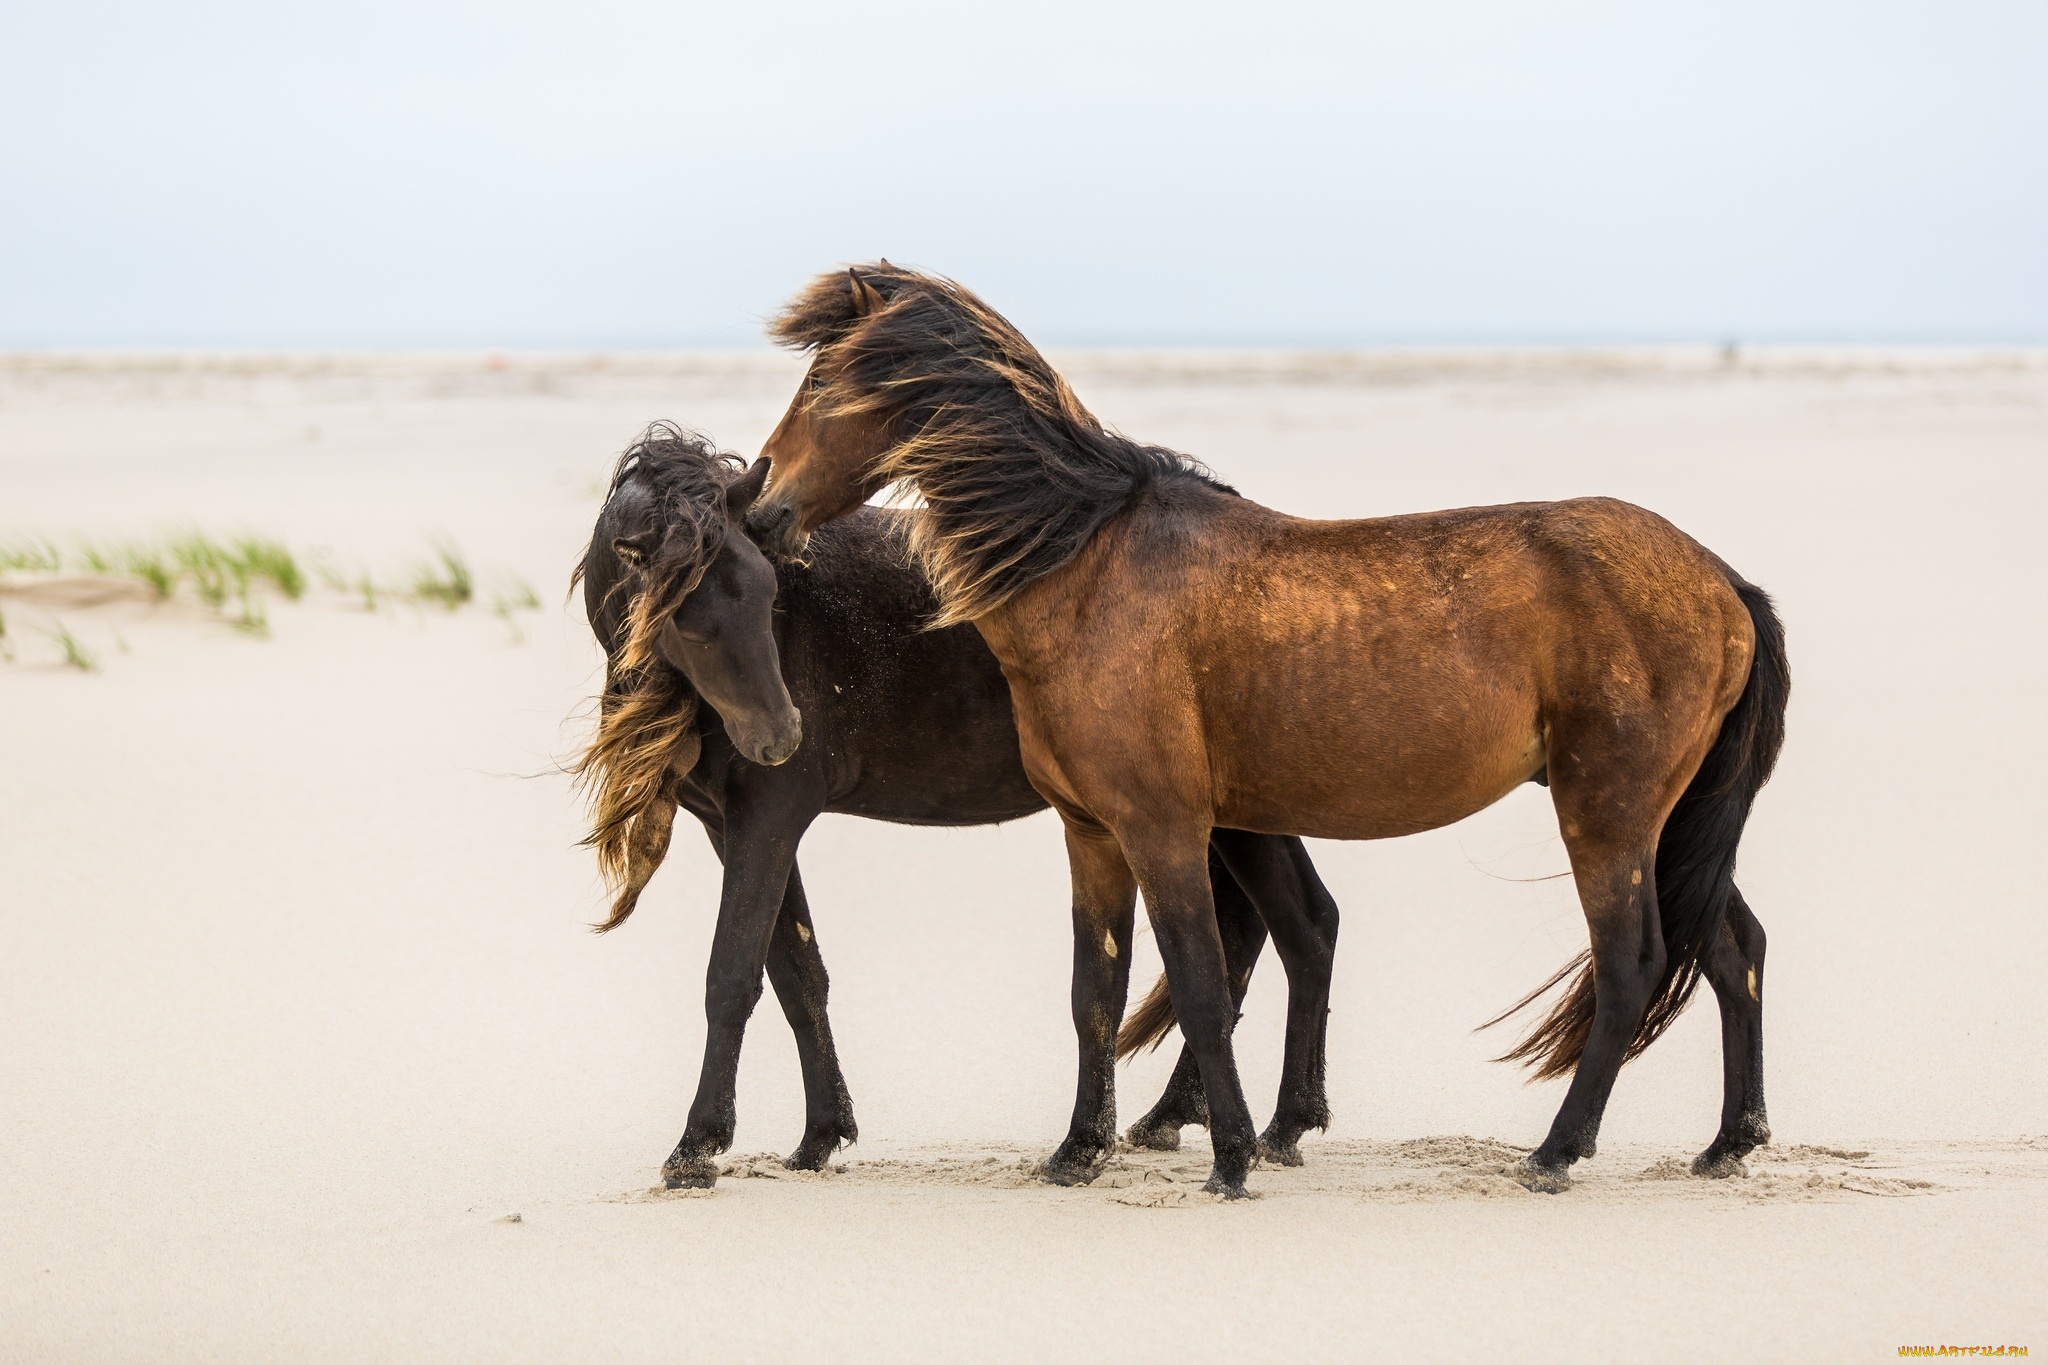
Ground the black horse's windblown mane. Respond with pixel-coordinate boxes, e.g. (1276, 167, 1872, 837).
(570, 422, 743, 929)
(771, 262, 1231, 626)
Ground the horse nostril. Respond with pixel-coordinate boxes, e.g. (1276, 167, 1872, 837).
(745, 501, 790, 541)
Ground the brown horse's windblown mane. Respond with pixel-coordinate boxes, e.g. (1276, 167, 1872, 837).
(570, 423, 743, 930)
(771, 262, 1231, 626)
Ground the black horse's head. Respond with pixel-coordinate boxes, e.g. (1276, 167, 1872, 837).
(572, 424, 803, 929)
(582, 424, 802, 770)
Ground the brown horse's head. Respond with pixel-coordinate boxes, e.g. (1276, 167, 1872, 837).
(750, 263, 1215, 625)
(748, 267, 902, 560)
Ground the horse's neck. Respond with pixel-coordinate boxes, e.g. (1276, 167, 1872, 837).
(962, 514, 1134, 677)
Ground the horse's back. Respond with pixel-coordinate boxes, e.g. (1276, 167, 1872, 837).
(1202, 493, 1751, 686)
(1009, 484, 1754, 841)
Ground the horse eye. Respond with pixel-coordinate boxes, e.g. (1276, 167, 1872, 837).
(666, 617, 715, 646)
(808, 368, 828, 391)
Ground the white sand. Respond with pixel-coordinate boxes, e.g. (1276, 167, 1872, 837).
(3, 349, 2045, 1360)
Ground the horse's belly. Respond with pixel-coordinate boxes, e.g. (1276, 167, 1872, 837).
(1207, 669, 1544, 840)
(824, 752, 1047, 825)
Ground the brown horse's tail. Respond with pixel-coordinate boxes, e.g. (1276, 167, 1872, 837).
(1490, 578, 1790, 1080)
(1116, 971, 1180, 1060)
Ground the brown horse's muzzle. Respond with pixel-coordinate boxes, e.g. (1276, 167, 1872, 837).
(743, 497, 808, 561)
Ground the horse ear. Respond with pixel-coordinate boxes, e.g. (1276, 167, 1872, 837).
(847, 268, 884, 317)
(725, 458, 772, 517)
(611, 532, 654, 567)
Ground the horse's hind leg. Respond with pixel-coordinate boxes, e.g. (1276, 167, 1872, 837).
(763, 865, 858, 1171)
(1693, 887, 1768, 1176)
(1213, 831, 1339, 1166)
(1520, 836, 1666, 1192)
(1124, 842, 1267, 1152)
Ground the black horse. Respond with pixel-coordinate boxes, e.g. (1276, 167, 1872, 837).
(574, 424, 1343, 1188)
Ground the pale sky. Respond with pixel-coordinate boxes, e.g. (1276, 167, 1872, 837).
(2, 0, 2042, 346)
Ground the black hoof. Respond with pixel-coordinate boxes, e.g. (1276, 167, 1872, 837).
(1257, 1137, 1305, 1168)
(1203, 1170, 1256, 1200)
(1692, 1115, 1768, 1178)
(1123, 1120, 1183, 1153)
(662, 1156, 719, 1190)
(785, 1138, 838, 1172)
(1041, 1158, 1103, 1187)
(1041, 1138, 1110, 1187)
(786, 1114, 856, 1171)
(1513, 1156, 1573, 1194)
(1691, 1134, 1762, 1179)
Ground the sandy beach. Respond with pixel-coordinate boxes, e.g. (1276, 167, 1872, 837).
(4, 348, 2045, 1360)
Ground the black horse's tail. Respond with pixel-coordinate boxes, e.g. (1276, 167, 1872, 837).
(1490, 578, 1789, 1080)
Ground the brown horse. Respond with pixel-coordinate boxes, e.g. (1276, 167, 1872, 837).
(747, 264, 1789, 1197)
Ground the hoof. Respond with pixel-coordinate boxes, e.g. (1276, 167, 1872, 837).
(662, 1157, 719, 1190)
(1203, 1171, 1256, 1200)
(1123, 1121, 1183, 1153)
(1690, 1134, 1760, 1179)
(1692, 1118, 1767, 1178)
(787, 1121, 855, 1172)
(1513, 1157, 1573, 1194)
(1257, 1138, 1305, 1167)
(1690, 1150, 1748, 1179)
(1041, 1158, 1104, 1187)
(785, 1142, 834, 1173)
(1041, 1139, 1109, 1187)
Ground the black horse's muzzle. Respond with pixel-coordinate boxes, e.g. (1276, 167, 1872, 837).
(732, 707, 803, 767)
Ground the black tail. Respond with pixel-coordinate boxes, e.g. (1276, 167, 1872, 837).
(1490, 578, 1790, 1080)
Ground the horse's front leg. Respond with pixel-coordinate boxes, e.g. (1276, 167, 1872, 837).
(663, 789, 808, 1189)
(1042, 821, 1137, 1186)
(1124, 841, 1267, 1152)
(1127, 823, 1260, 1198)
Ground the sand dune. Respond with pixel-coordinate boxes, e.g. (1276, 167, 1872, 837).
(3, 350, 2044, 1360)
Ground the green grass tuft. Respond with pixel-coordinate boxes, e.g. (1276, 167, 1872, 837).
(1, 539, 63, 573)
(4, 529, 519, 648)
(411, 539, 473, 610)
(42, 622, 97, 671)
(170, 534, 234, 607)
(230, 597, 270, 637)
(121, 545, 175, 598)
(234, 537, 305, 599)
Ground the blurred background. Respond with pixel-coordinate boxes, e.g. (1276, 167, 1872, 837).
(3, 0, 2043, 348)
